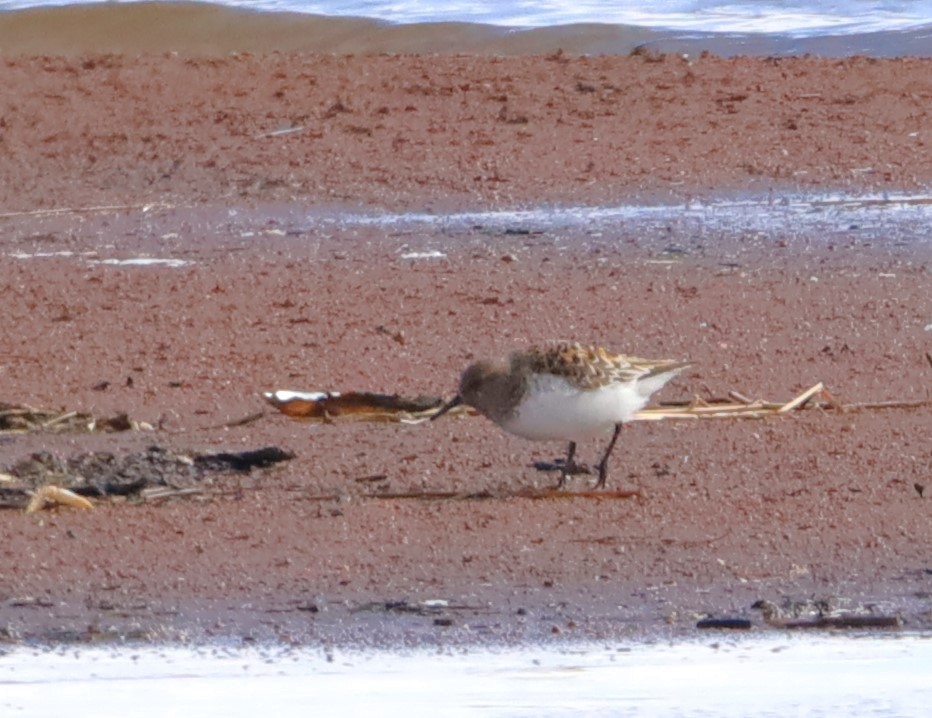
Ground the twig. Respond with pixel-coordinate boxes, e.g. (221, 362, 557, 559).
(777, 382, 825, 413)
(841, 399, 931, 411)
(39, 410, 79, 429)
(141, 487, 203, 501)
(728, 390, 754, 405)
(255, 126, 306, 139)
(214, 412, 266, 429)
(25, 485, 94, 513)
(773, 614, 902, 629)
(0, 408, 36, 419)
(354, 474, 388, 483)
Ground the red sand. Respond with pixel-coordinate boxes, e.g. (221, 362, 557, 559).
(1, 50, 930, 645)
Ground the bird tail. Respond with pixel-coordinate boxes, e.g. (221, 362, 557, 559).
(635, 362, 690, 399)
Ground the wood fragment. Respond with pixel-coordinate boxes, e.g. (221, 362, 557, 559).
(777, 382, 825, 413)
(354, 474, 389, 483)
(728, 390, 754, 405)
(264, 390, 446, 422)
(141, 487, 203, 502)
(1, 403, 148, 435)
(841, 399, 931, 411)
(39, 410, 80, 429)
(207, 411, 267, 429)
(255, 126, 306, 139)
(25, 485, 94, 513)
(777, 614, 902, 630)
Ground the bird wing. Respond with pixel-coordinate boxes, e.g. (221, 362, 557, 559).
(518, 342, 688, 391)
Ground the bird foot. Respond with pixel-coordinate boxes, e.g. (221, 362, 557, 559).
(532, 459, 592, 476)
(594, 462, 608, 489)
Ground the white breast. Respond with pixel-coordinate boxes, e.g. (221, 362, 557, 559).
(499, 374, 647, 442)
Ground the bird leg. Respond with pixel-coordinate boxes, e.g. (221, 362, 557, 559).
(556, 441, 590, 489)
(594, 423, 623, 489)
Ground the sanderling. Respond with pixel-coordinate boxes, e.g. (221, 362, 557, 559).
(433, 341, 688, 488)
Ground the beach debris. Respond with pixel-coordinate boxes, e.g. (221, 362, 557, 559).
(354, 473, 389, 484)
(636, 382, 927, 420)
(351, 599, 478, 618)
(752, 599, 902, 629)
(375, 324, 406, 345)
(399, 250, 446, 260)
(696, 617, 753, 630)
(0, 202, 172, 220)
(207, 411, 266, 430)
(637, 382, 840, 421)
(25, 485, 94, 513)
(263, 390, 447, 423)
(1, 445, 294, 511)
(0, 402, 150, 435)
(255, 125, 306, 139)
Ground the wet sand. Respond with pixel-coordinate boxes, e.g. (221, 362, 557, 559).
(3, 52, 932, 214)
(1, 48, 931, 646)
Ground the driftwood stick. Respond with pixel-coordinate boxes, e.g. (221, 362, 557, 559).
(778, 382, 825, 413)
(0, 408, 38, 418)
(776, 614, 902, 630)
(255, 126, 306, 139)
(841, 399, 931, 411)
(219, 411, 266, 429)
(141, 487, 204, 501)
(728, 390, 755, 405)
(39, 410, 80, 429)
(354, 474, 389, 483)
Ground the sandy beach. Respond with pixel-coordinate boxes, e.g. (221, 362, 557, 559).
(1, 46, 931, 645)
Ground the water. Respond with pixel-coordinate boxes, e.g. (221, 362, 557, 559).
(334, 192, 932, 236)
(6, 192, 932, 268)
(302, 191, 932, 263)
(2, 0, 932, 37)
(2, 635, 930, 717)
(2, 0, 931, 56)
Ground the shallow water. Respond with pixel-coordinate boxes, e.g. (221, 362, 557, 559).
(6, 192, 932, 268)
(2, 634, 930, 717)
(335, 192, 932, 238)
(2, 0, 931, 56)
(3, 0, 932, 36)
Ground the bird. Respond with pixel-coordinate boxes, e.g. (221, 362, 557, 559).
(432, 341, 688, 489)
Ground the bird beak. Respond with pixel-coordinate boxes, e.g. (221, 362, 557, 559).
(431, 395, 463, 421)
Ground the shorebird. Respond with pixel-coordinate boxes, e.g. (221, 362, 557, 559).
(432, 342, 689, 489)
